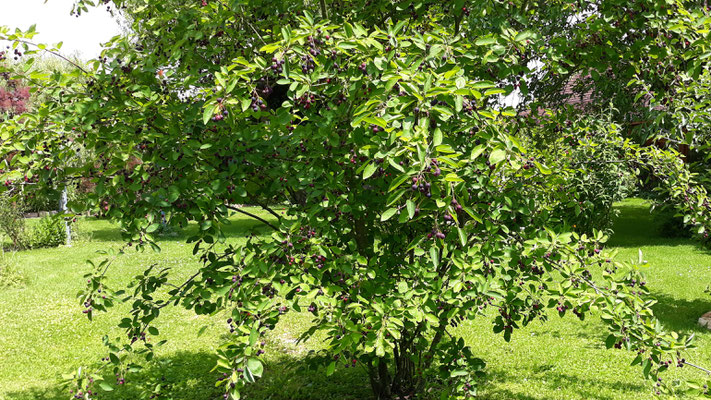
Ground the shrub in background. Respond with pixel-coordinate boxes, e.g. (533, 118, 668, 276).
(24, 215, 68, 249)
(527, 114, 634, 235)
(651, 205, 691, 239)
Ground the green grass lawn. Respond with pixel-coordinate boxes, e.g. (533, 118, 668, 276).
(2, 199, 711, 400)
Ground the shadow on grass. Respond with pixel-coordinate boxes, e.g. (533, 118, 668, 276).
(3, 350, 373, 400)
(652, 293, 711, 334)
(609, 203, 678, 248)
(608, 203, 710, 253)
(4, 348, 650, 400)
(83, 217, 275, 244)
(481, 368, 646, 400)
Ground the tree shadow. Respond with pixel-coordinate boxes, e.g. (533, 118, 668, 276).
(607, 202, 710, 253)
(481, 368, 646, 400)
(4, 346, 653, 400)
(3, 350, 373, 400)
(651, 292, 711, 334)
(82, 217, 275, 244)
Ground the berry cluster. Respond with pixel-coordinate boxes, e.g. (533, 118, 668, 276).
(306, 34, 324, 56)
(269, 57, 284, 73)
(300, 54, 316, 74)
(427, 227, 446, 240)
(296, 92, 317, 109)
(213, 97, 229, 121)
(249, 93, 266, 112)
(410, 175, 433, 199)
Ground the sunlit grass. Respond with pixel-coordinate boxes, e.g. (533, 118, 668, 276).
(1, 200, 710, 399)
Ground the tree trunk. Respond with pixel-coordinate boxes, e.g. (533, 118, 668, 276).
(368, 357, 392, 399)
(392, 340, 417, 396)
(367, 339, 420, 399)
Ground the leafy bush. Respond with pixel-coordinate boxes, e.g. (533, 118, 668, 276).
(527, 115, 635, 234)
(650, 203, 691, 239)
(0, 192, 26, 250)
(24, 215, 68, 249)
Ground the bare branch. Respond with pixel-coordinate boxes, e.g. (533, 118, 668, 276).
(11, 39, 89, 74)
(683, 361, 711, 375)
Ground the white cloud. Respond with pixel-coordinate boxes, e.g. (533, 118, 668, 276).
(0, 0, 121, 59)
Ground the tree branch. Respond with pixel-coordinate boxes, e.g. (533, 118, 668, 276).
(319, 0, 328, 19)
(683, 361, 711, 375)
(11, 39, 89, 74)
(226, 204, 279, 231)
(256, 201, 283, 222)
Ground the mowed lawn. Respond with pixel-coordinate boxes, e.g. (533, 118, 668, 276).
(2, 199, 711, 400)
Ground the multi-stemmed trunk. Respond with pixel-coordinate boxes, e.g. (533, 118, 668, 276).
(368, 326, 445, 399)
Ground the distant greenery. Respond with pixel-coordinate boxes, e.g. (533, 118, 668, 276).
(23, 215, 68, 249)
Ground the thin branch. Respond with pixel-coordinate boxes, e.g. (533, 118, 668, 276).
(256, 202, 283, 221)
(242, 16, 267, 46)
(226, 204, 279, 231)
(11, 39, 89, 74)
(683, 361, 711, 375)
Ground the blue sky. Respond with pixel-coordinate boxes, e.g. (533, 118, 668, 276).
(0, 0, 121, 59)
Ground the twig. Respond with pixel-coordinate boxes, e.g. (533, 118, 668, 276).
(683, 361, 711, 375)
(243, 17, 267, 46)
(10, 39, 89, 74)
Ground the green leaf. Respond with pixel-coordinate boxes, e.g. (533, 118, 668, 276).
(533, 161, 551, 175)
(376, 336, 386, 357)
(389, 173, 411, 192)
(246, 358, 264, 378)
(197, 325, 209, 338)
(148, 326, 159, 335)
(450, 369, 469, 377)
(475, 36, 497, 46)
(455, 77, 466, 89)
(202, 103, 217, 125)
(457, 228, 466, 246)
(259, 43, 280, 53)
(388, 158, 404, 172)
(326, 361, 336, 376)
(249, 328, 258, 346)
(406, 200, 416, 219)
(146, 223, 161, 233)
(432, 128, 442, 147)
(381, 208, 398, 222)
(241, 97, 252, 112)
(430, 246, 439, 269)
(489, 149, 506, 165)
(99, 382, 114, 392)
(363, 163, 377, 179)
(484, 88, 506, 96)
